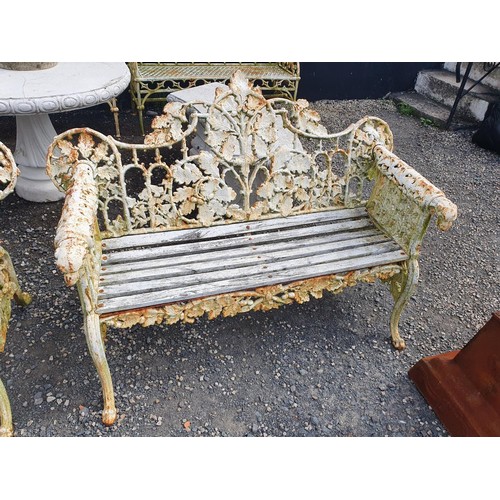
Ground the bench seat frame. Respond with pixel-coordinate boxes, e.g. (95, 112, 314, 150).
(46, 72, 457, 426)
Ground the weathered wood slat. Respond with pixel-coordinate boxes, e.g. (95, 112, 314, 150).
(100, 240, 400, 299)
(101, 242, 400, 302)
(101, 233, 391, 285)
(100, 241, 403, 299)
(102, 207, 368, 251)
(98, 250, 407, 314)
(103, 217, 374, 265)
(101, 227, 382, 276)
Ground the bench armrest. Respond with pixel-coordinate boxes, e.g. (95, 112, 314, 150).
(54, 162, 99, 286)
(373, 145, 457, 231)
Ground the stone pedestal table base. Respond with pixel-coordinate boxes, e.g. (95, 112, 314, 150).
(14, 114, 64, 202)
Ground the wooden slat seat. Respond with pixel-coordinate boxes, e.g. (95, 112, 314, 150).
(98, 208, 407, 315)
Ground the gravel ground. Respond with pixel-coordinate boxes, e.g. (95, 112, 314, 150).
(0, 97, 498, 438)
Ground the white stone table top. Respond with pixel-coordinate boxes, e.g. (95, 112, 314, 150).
(166, 82, 229, 111)
(0, 62, 130, 116)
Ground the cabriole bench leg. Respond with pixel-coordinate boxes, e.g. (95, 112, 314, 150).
(0, 249, 30, 437)
(107, 98, 121, 138)
(389, 259, 419, 350)
(100, 323, 107, 343)
(14, 290, 32, 307)
(0, 378, 13, 437)
(84, 312, 116, 426)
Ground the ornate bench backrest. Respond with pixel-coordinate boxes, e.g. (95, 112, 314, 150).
(47, 72, 394, 238)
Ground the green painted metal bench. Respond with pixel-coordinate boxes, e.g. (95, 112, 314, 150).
(128, 62, 300, 134)
(46, 72, 457, 426)
(0, 142, 32, 437)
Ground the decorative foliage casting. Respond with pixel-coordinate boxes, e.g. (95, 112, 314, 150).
(0, 249, 15, 352)
(1, 143, 31, 437)
(1, 143, 22, 351)
(367, 175, 427, 254)
(53, 161, 100, 286)
(47, 72, 396, 238)
(363, 145, 457, 255)
(0, 145, 32, 351)
(0, 247, 26, 352)
(0, 142, 19, 201)
(102, 265, 402, 329)
(372, 146, 457, 231)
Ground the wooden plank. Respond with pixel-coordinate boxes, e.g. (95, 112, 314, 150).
(103, 217, 374, 265)
(101, 227, 382, 276)
(102, 207, 368, 251)
(98, 250, 407, 314)
(101, 233, 391, 286)
(99, 240, 402, 299)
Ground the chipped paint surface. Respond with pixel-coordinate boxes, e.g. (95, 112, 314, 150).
(0, 142, 31, 437)
(46, 72, 457, 425)
(0, 378, 12, 437)
(1, 142, 31, 348)
(0, 142, 19, 201)
(372, 145, 457, 232)
(102, 265, 402, 329)
(47, 72, 396, 240)
(53, 161, 99, 286)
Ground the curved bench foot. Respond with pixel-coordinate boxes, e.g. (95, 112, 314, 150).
(102, 407, 117, 426)
(15, 290, 32, 307)
(390, 259, 419, 351)
(84, 313, 116, 426)
(391, 335, 407, 351)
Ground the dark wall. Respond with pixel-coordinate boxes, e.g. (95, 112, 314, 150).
(298, 62, 443, 101)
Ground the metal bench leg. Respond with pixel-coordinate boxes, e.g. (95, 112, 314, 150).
(107, 98, 122, 138)
(0, 377, 13, 437)
(1, 294, 12, 354)
(137, 104, 145, 136)
(0, 247, 31, 308)
(1, 249, 32, 308)
(389, 258, 419, 350)
(0, 248, 31, 437)
(1, 246, 31, 349)
(84, 312, 116, 426)
(131, 80, 146, 135)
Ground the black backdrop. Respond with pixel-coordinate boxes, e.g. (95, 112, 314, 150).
(298, 62, 443, 100)
(115, 62, 444, 110)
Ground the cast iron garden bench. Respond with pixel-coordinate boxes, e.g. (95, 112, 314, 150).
(128, 62, 300, 134)
(46, 72, 457, 426)
(0, 142, 31, 437)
